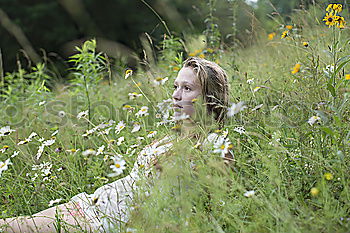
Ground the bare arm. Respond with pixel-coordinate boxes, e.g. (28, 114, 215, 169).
(0, 201, 92, 232)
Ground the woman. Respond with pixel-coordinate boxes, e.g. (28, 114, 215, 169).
(0, 57, 230, 232)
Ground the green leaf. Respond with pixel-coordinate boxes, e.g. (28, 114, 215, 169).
(327, 82, 336, 97)
(335, 55, 350, 75)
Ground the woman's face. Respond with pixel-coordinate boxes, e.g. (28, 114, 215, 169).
(172, 67, 202, 118)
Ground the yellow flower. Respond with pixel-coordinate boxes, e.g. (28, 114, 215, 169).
(345, 74, 350, 80)
(124, 69, 133, 79)
(198, 54, 205, 59)
(323, 12, 340, 27)
(281, 30, 288, 39)
(286, 25, 293, 30)
(335, 16, 346, 29)
(302, 42, 309, 47)
(188, 52, 196, 57)
(327, 4, 342, 13)
(291, 63, 301, 74)
(268, 32, 276, 40)
(194, 49, 202, 54)
(324, 172, 334, 180)
(191, 98, 198, 103)
(173, 67, 180, 71)
(310, 187, 320, 197)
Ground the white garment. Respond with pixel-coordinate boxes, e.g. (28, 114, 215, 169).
(71, 136, 174, 232)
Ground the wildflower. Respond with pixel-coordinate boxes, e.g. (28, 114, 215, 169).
(0, 158, 12, 177)
(48, 198, 62, 207)
(77, 110, 88, 119)
(124, 69, 133, 79)
(115, 121, 126, 134)
(108, 156, 126, 177)
(153, 77, 169, 86)
(117, 136, 125, 146)
(66, 149, 78, 153)
(82, 149, 96, 156)
(173, 67, 180, 71)
(198, 54, 205, 59)
(253, 86, 261, 92)
(0, 126, 15, 137)
(310, 187, 319, 197)
(11, 151, 19, 158)
(234, 126, 246, 135)
(147, 131, 157, 138)
(308, 116, 320, 126)
(268, 32, 276, 40)
(212, 135, 233, 158)
(285, 25, 293, 30)
(335, 16, 346, 29)
(188, 52, 196, 57)
(131, 122, 141, 133)
(0, 145, 9, 153)
(346, 74, 350, 80)
(291, 63, 301, 74)
(227, 101, 247, 117)
(122, 105, 135, 112)
(247, 78, 254, 84)
(43, 138, 56, 146)
(281, 30, 288, 39)
(36, 145, 45, 160)
(324, 172, 334, 180)
(135, 106, 149, 117)
(128, 92, 142, 100)
(244, 190, 255, 198)
(58, 111, 66, 118)
(326, 4, 342, 13)
(302, 42, 309, 47)
(38, 101, 46, 106)
(137, 136, 144, 141)
(323, 12, 339, 27)
(96, 145, 105, 156)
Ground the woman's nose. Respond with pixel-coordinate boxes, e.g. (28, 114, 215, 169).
(172, 88, 182, 101)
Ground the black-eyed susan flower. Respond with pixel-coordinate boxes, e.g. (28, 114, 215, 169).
(327, 3, 342, 13)
(268, 32, 276, 40)
(303, 42, 309, 47)
(345, 74, 350, 80)
(323, 12, 340, 27)
(285, 25, 293, 30)
(281, 30, 288, 39)
(291, 63, 301, 74)
(335, 16, 346, 29)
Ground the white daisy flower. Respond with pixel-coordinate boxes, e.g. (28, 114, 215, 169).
(213, 139, 233, 158)
(137, 136, 144, 141)
(96, 145, 105, 155)
(115, 121, 126, 134)
(48, 198, 62, 207)
(147, 131, 157, 138)
(0, 126, 15, 137)
(247, 78, 254, 84)
(82, 149, 96, 156)
(36, 145, 45, 160)
(153, 77, 169, 85)
(131, 122, 141, 133)
(234, 126, 246, 135)
(11, 151, 19, 158)
(38, 101, 46, 106)
(124, 69, 133, 79)
(128, 92, 142, 100)
(0, 145, 9, 153)
(28, 132, 38, 140)
(51, 130, 59, 137)
(251, 104, 263, 111)
(77, 110, 89, 119)
(58, 111, 66, 118)
(43, 139, 56, 146)
(135, 106, 149, 117)
(108, 156, 126, 177)
(0, 158, 12, 177)
(117, 136, 125, 146)
(227, 102, 247, 117)
(308, 116, 320, 126)
(244, 190, 255, 198)
(98, 127, 113, 136)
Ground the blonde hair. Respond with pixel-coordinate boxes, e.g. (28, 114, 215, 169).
(183, 57, 229, 125)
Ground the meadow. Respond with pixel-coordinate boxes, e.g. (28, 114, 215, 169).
(0, 3, 349, 233)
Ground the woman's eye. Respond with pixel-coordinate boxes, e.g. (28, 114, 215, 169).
(173, 85, 178, 89)
(184, 86, 191, 91)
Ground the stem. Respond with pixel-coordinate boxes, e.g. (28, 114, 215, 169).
(83, 75, 91, 125)
(0, 49, 3, 87)
(139, 0, 172, 37)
